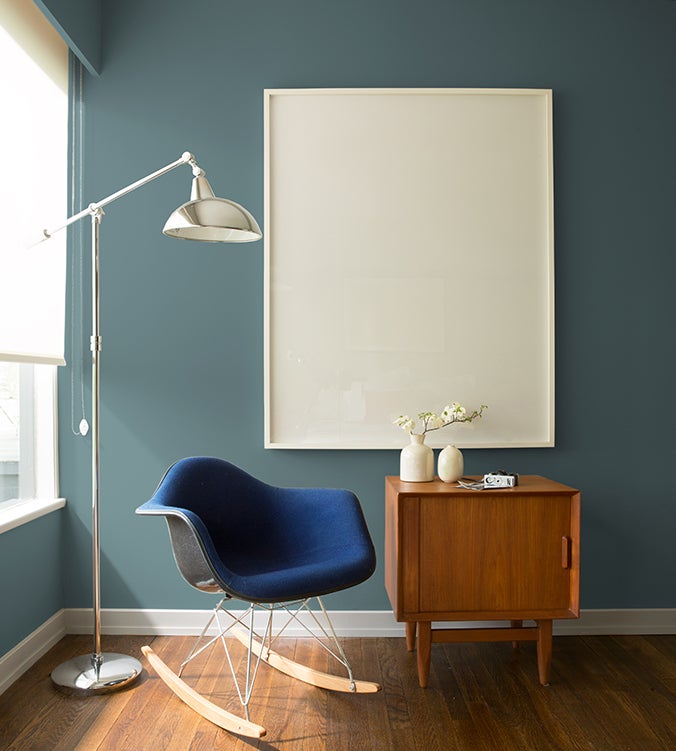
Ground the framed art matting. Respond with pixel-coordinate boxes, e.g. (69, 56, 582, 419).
(264, 88, 554, 449)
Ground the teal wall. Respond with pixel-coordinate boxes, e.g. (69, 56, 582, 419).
(0, 513, 64, 656)
(3, 0, 675, 656)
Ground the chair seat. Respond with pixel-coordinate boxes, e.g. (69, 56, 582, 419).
(215, 541, 375, 603)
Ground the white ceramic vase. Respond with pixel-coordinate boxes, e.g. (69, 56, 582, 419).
(438, 444, 464, 483)
(400, 433, 434, 482)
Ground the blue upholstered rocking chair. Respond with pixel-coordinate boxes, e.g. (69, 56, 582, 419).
(136, 456, 379, 737)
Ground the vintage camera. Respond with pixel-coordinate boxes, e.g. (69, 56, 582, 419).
(482, 471, 519, 489)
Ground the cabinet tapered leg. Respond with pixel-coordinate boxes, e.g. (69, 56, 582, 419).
(510, 619, 523, 649)
(536, 619, 553, 685)
(417, 621, 431, 688)
(405, 621, 417, 652)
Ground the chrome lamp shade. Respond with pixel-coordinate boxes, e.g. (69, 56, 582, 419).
(163, 172, 261, 242)
(164, 198, 261, 242)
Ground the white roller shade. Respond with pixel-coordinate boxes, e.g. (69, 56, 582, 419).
(0, 0, 68, 365)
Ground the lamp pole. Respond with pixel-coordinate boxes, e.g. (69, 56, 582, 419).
(90, 207, 104, 675)
(51, 204, 143, 692)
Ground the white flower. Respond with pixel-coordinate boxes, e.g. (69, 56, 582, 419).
(442, 402, 466, 420)
(425, 413, 444, 430)
(394, 402, 487, 435)
(394, 415, 415, 432)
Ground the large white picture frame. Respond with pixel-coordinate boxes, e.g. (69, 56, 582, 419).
(264, 88, 554, 449)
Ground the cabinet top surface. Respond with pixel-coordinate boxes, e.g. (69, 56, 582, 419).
(385, 475, 579, 495)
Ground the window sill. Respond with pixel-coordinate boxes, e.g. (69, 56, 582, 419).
(0, 497, 66, 534)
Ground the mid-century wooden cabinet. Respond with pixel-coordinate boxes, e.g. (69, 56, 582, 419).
(385, 475, 580, 687)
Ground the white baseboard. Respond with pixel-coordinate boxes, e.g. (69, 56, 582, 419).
(0, 610, 66, 695)
(63, 607, 405, 637)
(64, 607, 676, 638)
(553, 608, 676, 635)
(3, 607, 675, 696)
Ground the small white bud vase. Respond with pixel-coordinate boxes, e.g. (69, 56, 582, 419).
(438, 444, 464, 483)
(400, 433, 434, 482)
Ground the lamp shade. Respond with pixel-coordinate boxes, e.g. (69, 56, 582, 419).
(163, 173, 261, 242)
(163, 197, 262, 243)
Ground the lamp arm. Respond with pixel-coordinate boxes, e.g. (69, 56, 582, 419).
(42, 151, 199, 239)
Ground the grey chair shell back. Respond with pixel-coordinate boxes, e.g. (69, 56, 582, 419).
(165, 516, 222, 594)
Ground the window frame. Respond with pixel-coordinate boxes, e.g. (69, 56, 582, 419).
(0, 363, 63, 534)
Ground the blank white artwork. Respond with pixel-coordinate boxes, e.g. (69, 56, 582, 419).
(264, 88, 554, 449)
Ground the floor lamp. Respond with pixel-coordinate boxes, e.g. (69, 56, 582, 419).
(44, 151, 262, 693)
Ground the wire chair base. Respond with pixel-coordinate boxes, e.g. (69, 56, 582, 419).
(142, 595, 380, 737)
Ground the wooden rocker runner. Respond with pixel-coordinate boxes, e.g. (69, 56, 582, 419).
(136, 457, 380, 737)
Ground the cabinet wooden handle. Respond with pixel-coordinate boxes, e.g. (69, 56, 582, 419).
(561, 536, 571, 569)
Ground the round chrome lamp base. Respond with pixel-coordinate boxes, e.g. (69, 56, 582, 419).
(51, 653, 142, 694)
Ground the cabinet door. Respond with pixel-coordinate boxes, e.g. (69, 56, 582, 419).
(417, 494, 574, 617)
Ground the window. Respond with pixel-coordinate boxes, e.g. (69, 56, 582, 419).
(0, 362, 20, 504)
(0, 362, 58, 508)
(0, 1, 67, 529)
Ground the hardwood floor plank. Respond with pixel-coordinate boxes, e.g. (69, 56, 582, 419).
(548, 636, 671, 751)
(325, 640, 368, 750)
(357, 636, 397, 751)
(0, 635, 147, 751)
(91, 637, 180, 751)
(473, 641, 591, 751)
(145, 635, 235, 750)
(294, 637, 330, 750)
(183, 631, 275, 750)
(602, 635, 675, 696)
(643, 633, 676, 663)
(444, 642, 527, 751)
(575, 636, 676, 749)
(70, 675, 143, 750)
(0, 634, 88, 748)
(369, 635, 417, 750)
(153, 633, 253, 749)
(509, 642, 596, 751)
(393, 642, 457, 751)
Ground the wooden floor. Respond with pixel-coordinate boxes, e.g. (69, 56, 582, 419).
(0, 633, 674, 750)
